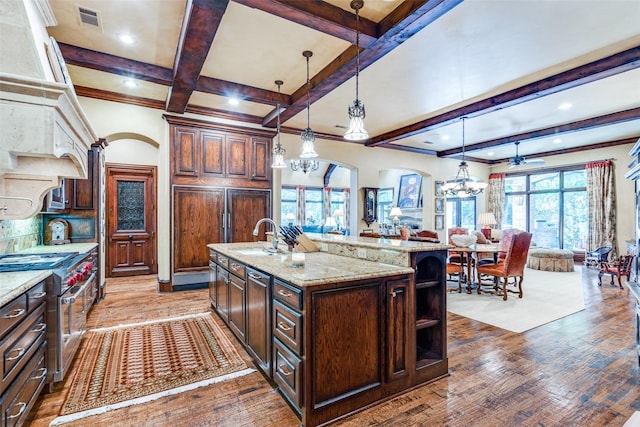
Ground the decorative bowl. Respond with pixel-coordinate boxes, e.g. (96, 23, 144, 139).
(450, 234, 477, 247)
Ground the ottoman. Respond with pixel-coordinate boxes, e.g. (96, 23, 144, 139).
(527, 248, 575, 272)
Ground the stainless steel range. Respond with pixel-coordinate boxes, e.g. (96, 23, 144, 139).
(0, 249, 97, 384)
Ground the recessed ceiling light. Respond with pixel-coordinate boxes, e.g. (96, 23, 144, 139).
(487, 151, 494, 156)
(553, 138, 562, 144)
(558, 102, 572, 110)
(441, 135, 450, 140)
(228, 98, 239, 106)
(122, 79, 138, 88)
(118, 34, 134, 44)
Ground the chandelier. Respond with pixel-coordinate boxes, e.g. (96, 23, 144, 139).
(299, 50, 318, 158)
(344, 0, 368, 141)
(271, 79, 287, 168)
(290, 159, 319, 174)
(441, 118, 487, 198)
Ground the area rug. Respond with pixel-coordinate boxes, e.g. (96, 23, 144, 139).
(447, 266, 585, 333)
(52, 313, 253, 425)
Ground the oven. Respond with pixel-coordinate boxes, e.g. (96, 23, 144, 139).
(0, 249, 97, 384)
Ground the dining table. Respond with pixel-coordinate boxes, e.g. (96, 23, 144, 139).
(449, 243, 503, 293)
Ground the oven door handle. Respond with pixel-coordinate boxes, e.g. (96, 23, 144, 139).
(60, 282, 87, 305)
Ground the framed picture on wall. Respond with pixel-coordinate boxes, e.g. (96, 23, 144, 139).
(398, 173, 422, 208)
(435, 214, 444, 230)
(435, 197, 444, 213)
(435, 180, 444, 197)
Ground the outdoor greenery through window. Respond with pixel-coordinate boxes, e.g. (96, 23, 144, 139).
(503, 168, 587, 251)
(446, 197, 476, 230)
(377, 188, 394, 225)
(280, 186, 347, 228)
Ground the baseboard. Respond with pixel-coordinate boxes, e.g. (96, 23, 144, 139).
(172, 282, 208, 291)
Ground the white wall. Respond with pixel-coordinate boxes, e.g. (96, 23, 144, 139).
(77, 97, 635, 278)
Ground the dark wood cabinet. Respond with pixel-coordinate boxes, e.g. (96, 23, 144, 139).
(228, 266, 246, 340)
(166, 115, 274, 290)
(173, 186, 225, 272)
(245, 267, 271, 375)
(386, 277, 410, 382)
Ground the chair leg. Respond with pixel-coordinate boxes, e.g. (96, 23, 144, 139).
(597, 272, 603, 286)
(516, 276, 523, 298)
(502, 278, 508, 301)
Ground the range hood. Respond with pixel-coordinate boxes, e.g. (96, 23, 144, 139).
(0, 0, 97, 220)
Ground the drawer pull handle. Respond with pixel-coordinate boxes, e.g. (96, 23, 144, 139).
(31, 367, 47, 380)
(248, 272, 264, 280)
(6, 347, 26, 361)
(277, 321, 292, 331)
(230, 263, 242, 271)
(7, 402, 26, 419)
(32, 291, 47, 298)
(4, 308, 25, 319)
(32, 323, 46, 333)
(278, 289, 292, 298)
(278, 364, 293, 377)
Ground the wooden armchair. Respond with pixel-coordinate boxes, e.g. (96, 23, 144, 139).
(598, 254, 635, 288)
(447, 227, 469, 264)
(476, 231, 533, 301)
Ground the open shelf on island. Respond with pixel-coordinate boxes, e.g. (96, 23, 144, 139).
(415, 317, 439, 329)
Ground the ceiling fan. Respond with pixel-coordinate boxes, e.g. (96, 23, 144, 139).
(508, 141, 545, 168)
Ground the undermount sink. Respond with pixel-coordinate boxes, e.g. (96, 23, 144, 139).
(234, 248, 283, 256)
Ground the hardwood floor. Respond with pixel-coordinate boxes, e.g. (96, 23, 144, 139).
(26, 268, 639, 427)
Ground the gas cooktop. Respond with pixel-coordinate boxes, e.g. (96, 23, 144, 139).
(0, 252, 79, 272)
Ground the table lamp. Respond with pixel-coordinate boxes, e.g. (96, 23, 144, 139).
(333, 209, 344, 230)
(389, 206, 403, 234)
(324, 217, 337, 230)
(478, 212, 497, 239)
(285, 212, 295, 226)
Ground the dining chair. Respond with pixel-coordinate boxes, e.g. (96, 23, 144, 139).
(446, 262, 464, 293)
(586, 245, 613, 268)
(475, 231, 533, 301)
(447, 227, 469, 263)
(598, 254, 635, 288)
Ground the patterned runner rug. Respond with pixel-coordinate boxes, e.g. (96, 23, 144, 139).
(52, 313, 253, 424)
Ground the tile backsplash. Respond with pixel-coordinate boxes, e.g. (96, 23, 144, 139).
(0, 216, 42, 254)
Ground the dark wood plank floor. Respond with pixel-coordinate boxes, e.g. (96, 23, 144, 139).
(26, 267, 639, 426)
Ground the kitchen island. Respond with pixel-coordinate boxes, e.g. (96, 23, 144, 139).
(208, 236, 450, 427)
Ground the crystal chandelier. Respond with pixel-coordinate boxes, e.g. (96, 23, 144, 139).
(290, 159, 319, 174)
(344, 0, 368, 141)
(271, 79, 287, 168)
(299, 50, 318, 158)
(441, 118, 487, 198)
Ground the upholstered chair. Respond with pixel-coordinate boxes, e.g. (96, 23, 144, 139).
(476, 231, 533, 301)
(598, 254, 635, 288)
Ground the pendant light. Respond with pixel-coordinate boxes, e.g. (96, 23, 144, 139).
(299, 50, 318, 158)
(441, 118, 487, 198)
(271, 79, 287, 168)
(344, 0, 368, 141)
(290, 159, 320, 174)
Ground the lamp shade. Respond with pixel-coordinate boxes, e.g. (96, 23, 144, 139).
(333, 209, 344, 217)
(324, 217, 337, 227)
(389, 207, 403, 218)
(478, 212, 497, 226)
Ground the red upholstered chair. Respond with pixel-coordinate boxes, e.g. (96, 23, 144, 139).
(446, 262, 464, 293)
(476, 231, 533, 301)
(414, 230, 440, 242)
(598, 255, 635, 288)
(447, 227, 469, 263)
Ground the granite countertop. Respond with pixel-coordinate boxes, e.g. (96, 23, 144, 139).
(17, 242, 98, 255)
(208, 242, 414, 288)
(0, 270, 51, 307)
(307, 233, 453, 252)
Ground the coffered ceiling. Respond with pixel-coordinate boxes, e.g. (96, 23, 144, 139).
(47, 0, 640, 165)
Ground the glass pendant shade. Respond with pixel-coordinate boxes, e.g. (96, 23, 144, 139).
(299, 127, 318, 158)
(442, 118, 487, 197)
(271, 79, 287, 168)
(344, 99, 368, 141)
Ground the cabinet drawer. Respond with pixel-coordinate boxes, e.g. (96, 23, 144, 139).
(26, 282, 47, 314)
(228, 259, 245, 278)
(0, 304, 46, 395)
(273, 300, 302, 356)
(1, 341, 47, 427)
(273, 338, 302, 408)
(0, 296, 27, 340)
(216, 254, 229, 269)
(273, 280, 302, 310)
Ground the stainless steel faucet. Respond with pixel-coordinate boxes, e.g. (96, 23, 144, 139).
(252, 218, 279, 250)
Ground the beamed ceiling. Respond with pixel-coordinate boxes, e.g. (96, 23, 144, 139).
(47, 0, 640, 165)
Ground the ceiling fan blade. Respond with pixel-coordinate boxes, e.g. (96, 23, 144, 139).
(523, 158, 545, 164)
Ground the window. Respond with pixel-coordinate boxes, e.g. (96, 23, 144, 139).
(445, 197, 476, 230)
(503, 168, 587, 250)
(330, 189, 345, 228)
(377, 188, 394, 224)
(304, 188, 323, 226)
(280, 187, 297, 226)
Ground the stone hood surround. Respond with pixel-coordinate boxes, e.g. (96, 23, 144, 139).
(0, 0, 97, 219)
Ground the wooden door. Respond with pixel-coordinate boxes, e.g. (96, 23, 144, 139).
(106, 164, 157, 277)
(227, 189, 271, 243)
(173, 186, 225, 272)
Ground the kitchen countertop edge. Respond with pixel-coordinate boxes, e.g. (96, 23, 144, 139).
(0, 270, 52, 306)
